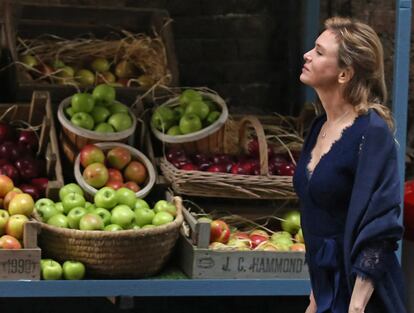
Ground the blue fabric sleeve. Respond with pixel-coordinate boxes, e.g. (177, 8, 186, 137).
(351, 240, 398, 283)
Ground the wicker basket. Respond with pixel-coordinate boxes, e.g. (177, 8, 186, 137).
(160, 115, 301, 199)
(36, 196, 184, 278)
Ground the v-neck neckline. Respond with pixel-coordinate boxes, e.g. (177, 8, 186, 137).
(305, 113, 361, 182)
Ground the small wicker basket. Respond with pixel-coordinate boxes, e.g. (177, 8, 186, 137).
(160, 115, 301, 199)
(36, 196, 184, 278)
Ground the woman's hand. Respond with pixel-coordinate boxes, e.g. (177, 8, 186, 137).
(305, 290, 317, 313)
(348, 276, 374, 313)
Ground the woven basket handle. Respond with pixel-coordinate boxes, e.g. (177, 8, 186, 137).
(239, 115, 268, 175)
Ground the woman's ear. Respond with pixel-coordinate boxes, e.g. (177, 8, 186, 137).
(338, 67, 354, 84)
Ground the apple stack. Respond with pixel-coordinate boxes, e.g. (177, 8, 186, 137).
(0, 175, 35, 250)
(57, 84, 137, 162)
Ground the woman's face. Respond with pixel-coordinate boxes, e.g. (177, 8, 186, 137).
(300, 30, 342, 89)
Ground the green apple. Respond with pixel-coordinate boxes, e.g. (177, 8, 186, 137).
(53, 59, 65, 69)
(295, 228, 304, 243)
(21, 54, 38, 68)
(62, 192, 86, 214)
(62, 260, 86, 280)
(98, 71, 116, 84)
(110, 204, 135, 228)
(71, 112, 95, 130)
(47, 214, 69, 228)
(167, 125, 182, 136)
(179, 114, 202, 134)
(65, 106, 75, 118)
(92, 84, 116, 106)
(41, 260, 63, 280)
(134, 199, 150, 210)
(71, 93, 95, 113)
(40, 258, 53, 270)
(115, 187, 136, 208)
(58, 66, 75, 79)
(94, 187, 118, 210)
(94, 123, 114, 133)
(204, 99, 218, 112)
(184, 100, 209, 120)
(84, 201, 96, 212)
(206, 111, 221, 125)
(35, 198, 55, 210)
(55, 202, 64, 213)
(0, 209, 9, 236)
(93, 207, 112, 226)
(152, 211, 174, 226)
(134, 207, 155, 227)
(272, 236, 294, 251)
(153, 200, 177, 217)
(91, 58, 110, 73)
(75, 69, 95, 87)
(179, 89, 202, 108)
(59, 183, 84, 201)
(115, 60, 136, 78)
(281, 210, 301, 235)
(270, 231, 292, 243)
(151, 106, 176, 132)
(173, 106, 185, 120)
(90, 106, 110, 123)
(108, 113, 132, 132)
(108, 102, 129, 114)
(104, 224, 124, 231)
(36, 204, 59, 222)
(142, 224, 156, 229)
(79, 213, 104, 231)
(67, 207, 88, 229)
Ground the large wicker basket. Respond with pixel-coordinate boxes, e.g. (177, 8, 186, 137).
(160, 115, 303, 199)
(36, 197, 183, 278)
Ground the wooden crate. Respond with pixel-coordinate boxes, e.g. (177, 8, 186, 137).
(2, 2, 179, 103)
(0, 91, 64, 199)
(0, 221, 41, 280)
(178, 205, 308, 279)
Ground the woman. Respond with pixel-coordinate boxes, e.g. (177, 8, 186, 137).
(293, 17, 407, 313)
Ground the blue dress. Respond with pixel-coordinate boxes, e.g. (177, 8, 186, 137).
(293, 110, 406, 313)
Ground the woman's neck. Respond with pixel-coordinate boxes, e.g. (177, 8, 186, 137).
(317, 87, 355, 122)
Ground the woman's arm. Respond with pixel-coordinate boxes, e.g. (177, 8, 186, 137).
(348, 276, 374, 313)
(305, 290, 317, 313)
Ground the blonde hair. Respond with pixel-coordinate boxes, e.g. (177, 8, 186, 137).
(324, 16, 394, 130)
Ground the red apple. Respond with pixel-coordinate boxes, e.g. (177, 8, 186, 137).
(123, 181, 140, 192)
(0, 175, 14, 197)
(106, 147, 131, 170)
(276, 162, 296, 176)
(105, 180, 123, 190)
(14, 157, 39, 180)
(83, 163, 109, 188)
(18, 130, 38, 152)
(0, 163, 20, 183)
(18, 184, 40, 201)
(107, 168, 123, 182)
(210, 219, 231, 244)
(212, 154, 234, 165)
(207, 164, 226, 173)
(290, 243, 306, 252)
(249, 229, 270, 239)
(80, 144, 105, 168)
(30, 177, 48, 196)
(249, 234, 268, 249)
(123, 161, 147, 185)
(166, 148, 186, 162)
(181, 163, 198, 171)
(0, 234, 22, 249)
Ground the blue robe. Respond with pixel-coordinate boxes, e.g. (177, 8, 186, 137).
(293, 110, 406, 313)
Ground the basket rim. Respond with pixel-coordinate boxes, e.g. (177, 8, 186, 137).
(150, 91, 228, 143)
(34, 196, 184, 238)
(57, 96, 137, 141)
(74, 142, 156, 198)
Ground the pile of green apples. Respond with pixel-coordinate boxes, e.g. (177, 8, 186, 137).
(20, 55, 154, 89)
(41, 258, 86, 280)
(151, 89, 222, 135)
(65, 84, 133, 133)
(34, 183, 177, 231)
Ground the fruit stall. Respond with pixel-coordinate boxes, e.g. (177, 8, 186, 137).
(0, 0, 410, 302)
